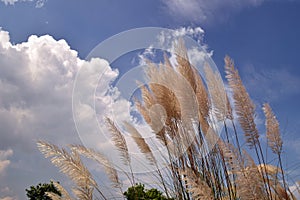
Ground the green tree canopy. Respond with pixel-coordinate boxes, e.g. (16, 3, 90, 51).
(124, 183, 173, 200)
(26, 181, 61, 200)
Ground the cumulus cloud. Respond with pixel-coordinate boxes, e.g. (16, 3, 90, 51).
(0, 28, 143, 198)
(162, 0, 265, 23)
(0, 29, 129, 154)
(0, 28, 129, 199)
(0, 29, 81, 148)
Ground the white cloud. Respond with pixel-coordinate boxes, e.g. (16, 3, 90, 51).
(0, 0, 19, 5)
(138, 26, 206, 66)
(35, 0, 46, 8)
(0, 197, 15, 200)
(0, 30, 11, 49)
(172, 26, 204, 39)
(0, 187, 16, 200)
(162, 0, 266, 23)
(0, 29, 81, 148)
(0, 149, 13, 175)
(0, 186, 15, 200)
(157, 26, 205, 49)
(0, 29, 130, 199)
(0, 187, 11, 193)
(0, 27, 160, 198)
(0, 0, 46, 8)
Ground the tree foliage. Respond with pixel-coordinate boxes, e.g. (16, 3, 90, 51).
(123, 183, 173, 200)
(26, 181, 61, 200)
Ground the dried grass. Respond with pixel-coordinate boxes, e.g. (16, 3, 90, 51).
(204, 63, 232, 121)
(37, 141, 96, 200)
(37, 40, 296, 200)
(180, 168, 214, 200)
(105, 117, 130, 166)
(224, 56, 259, 148)
(263, 103, 283, 155)
(123, 121, 156, 164)
(70, 144, 121, 189)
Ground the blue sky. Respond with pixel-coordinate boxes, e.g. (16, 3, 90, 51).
(0, 0, 300, 199)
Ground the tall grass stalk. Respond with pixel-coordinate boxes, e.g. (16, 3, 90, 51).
(38, 41, 296, 200)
